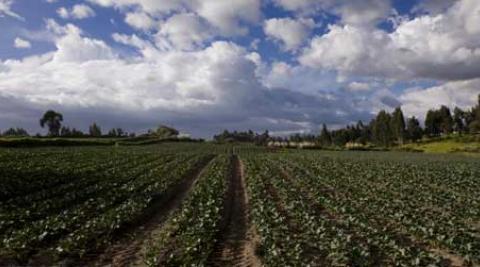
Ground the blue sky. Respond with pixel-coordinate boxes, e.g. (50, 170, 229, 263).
(0, 0, 479, 137)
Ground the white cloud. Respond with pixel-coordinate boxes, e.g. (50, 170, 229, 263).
(300, 25, 396, 77)
(300, 0, 480, 81)
(272, 0, 321, 12)
(125, 11, 156, 30)
(348, 82, 371, 92)
(87, 0, 183, 15)
(44, 20, 116, 62)
(273, 0, 391, 26)
(413, 0, 457, 14)
(0, 0, 23, 20)
(264, 17, 315, 51)
(13, 37, 31, 49)
(190, 0, 261, 35)
(0, 19, 373, 136)
(157, 13, 213, 51)
(88, 0, 262, 37)
(337, 0, 391, 27)
(400, 79, 480, 120)
(57, 4, 96, 20)
(57, 7, 69, 18)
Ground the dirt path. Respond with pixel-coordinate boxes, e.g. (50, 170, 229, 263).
(208, 156, 261, 267)
(81, 155, 215, 267)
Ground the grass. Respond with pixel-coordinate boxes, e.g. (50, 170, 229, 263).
(0, 136, 203, 148)
(399, 137, 480, 155)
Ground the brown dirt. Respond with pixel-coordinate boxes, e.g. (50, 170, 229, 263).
(81, 155, 215, 267)
(207, 156, 261, 267)
(431, 248, 469, 267)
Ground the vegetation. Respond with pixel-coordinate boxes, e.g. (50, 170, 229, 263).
(39, 110, 63, 137)
(276, 94, 480, 149)
(0, 145, 478, 266)
(213, 129, 270, 145)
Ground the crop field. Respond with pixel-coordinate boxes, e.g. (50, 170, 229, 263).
(0, 144, 479, 267)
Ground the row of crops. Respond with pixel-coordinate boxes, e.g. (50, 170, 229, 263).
(244, 151, 480, 266)
(0, 145, 478, 266)
(0, 147, 229, 265)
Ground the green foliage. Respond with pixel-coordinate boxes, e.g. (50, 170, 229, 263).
(372, 110, 393, 147)
(145, 125, 179, 138)
(0, 149, 209, 262)
(60, 126, 85, 137)
(39, 110, 63, 136)
(391, 107, 406, 144)
(145, 156, 228, 266)
(318, 123, 332, 146)
(2, 128, 29, 137)
(425, 106, 454, 136)
(89, 122, 102, 137)
(244, 151, 480, 266)
(107, 128, 127, 137)
(213, 129, 270, 145)
(406, 116, 423, 142)
(0, 145, 478, 266)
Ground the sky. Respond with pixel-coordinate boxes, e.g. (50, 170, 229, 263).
(0, 0, 479, 137)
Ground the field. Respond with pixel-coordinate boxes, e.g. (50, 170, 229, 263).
(0, 144, 479, 267)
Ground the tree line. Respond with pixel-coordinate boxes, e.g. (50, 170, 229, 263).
(0, 109, 180, 139)
(1, 94, 479, 145)
(305, 94, 480, 147)
(36, 110, 133, 138)
(213, 130, 270, 145)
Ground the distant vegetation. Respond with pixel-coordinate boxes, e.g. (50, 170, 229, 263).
(213, 130, 270, 145)
(0, 94, 479, 150)
(266, 94, 480, 149)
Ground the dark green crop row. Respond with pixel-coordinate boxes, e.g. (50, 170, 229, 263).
(243, 151, 480, 266)
(0, 148, 213, 264)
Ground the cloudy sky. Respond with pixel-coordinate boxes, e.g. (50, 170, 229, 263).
(0, 0, 479, 137)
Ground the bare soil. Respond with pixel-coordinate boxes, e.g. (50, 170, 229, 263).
(207, 156, 261, 267)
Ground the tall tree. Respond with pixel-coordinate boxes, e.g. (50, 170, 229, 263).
(453, 107, 466, 134)
(318, 124, 332, 146)
(406, 117, 423, 142)
(391, 107, 406, 144)
(438, 105, 453, 134)
(372, 110, 393, 147)
(469, 94, 480, 133)
(40, 110, 63, 136)
(89, 123, 102, 137)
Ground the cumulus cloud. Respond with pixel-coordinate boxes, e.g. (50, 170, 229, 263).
(88, 0, 261, 37)
(3, 0, 480, 136)
(156, 13, 213, 51)
(124, 11, 156, 30)
(87, 0, 183, 15)
(0, 19, 375, 136)
(300, 0, 480, 81)
(413, 0, 457, 14)
(264, 17, 315, 51)
(13, 37, 31, 49)
(348, 82, 371, 92)
(400, 79, 480, 120)
(273, 0, 391, 26)
(57, 4, 96, 20)
(336, 0, 391, 27)
(272, 0, 321, 12)
(190, 0, 261, 35)
(0, 0, 23, 20)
